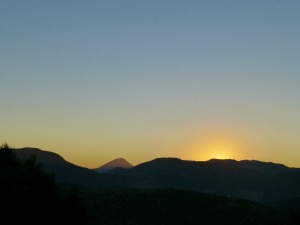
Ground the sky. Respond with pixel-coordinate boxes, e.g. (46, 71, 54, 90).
(1, 0, 299, 169)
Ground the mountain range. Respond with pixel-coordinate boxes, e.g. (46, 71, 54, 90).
(14, 147, 300, 204)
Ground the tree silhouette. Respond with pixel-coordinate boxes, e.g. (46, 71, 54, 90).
(0, 143, 86, 225)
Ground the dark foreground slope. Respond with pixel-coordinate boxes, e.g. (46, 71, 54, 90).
(0, 144, 86, 225)
(82, 187, 293, 225)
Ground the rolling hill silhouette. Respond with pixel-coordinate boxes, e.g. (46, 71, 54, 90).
(14, 147, 300, 203)
(15, 147, 115, 187)
(107, 157, 300, 203)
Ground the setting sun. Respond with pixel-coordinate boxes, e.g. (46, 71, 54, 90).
(204, 141, 235, 159)
(188, 134, 242, 161)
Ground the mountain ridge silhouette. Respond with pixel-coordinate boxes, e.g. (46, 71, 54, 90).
(14, 147, 300, 203)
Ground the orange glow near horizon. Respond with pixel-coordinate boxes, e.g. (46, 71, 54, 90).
(188, 134, 243, 161)
(203, 141, 237, 159)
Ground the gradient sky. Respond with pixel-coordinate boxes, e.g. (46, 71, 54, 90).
(1, 0, 299, 168)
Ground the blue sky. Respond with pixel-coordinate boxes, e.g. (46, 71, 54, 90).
(1, 0, 300, 168)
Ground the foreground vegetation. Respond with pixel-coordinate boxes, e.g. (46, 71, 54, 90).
(82, 187, 295, 225)
(0, 143, 86, 225)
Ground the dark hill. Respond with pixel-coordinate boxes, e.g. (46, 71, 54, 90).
(108, 157, 300, 203)
(238, 159, 290, 174)
(14, 147, 114, 187)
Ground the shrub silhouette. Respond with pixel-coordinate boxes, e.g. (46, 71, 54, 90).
(83, 187, 292, 225)
(0, 143, 86, 225)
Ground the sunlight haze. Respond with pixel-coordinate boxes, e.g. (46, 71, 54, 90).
(1, 0, 299, 168)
